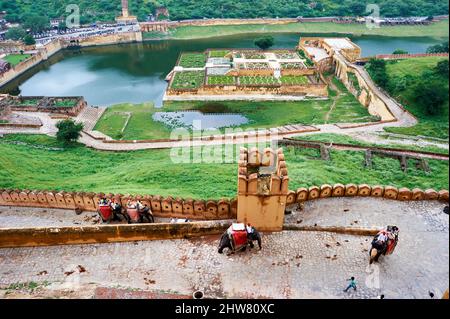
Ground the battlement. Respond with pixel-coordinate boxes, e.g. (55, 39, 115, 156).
(237, 147, 289, 231)
(237, 147, 289, 196)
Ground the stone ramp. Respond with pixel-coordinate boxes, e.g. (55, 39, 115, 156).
(75, 106, 106, 132)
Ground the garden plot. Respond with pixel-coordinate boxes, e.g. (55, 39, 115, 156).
(207, 75, 236, 85)
(209, 50, 231, 58)
(281, 62, 306, 69)
(280, 76, 309, 85)
(243, 52, 267, 59)
(244, 62, 271, 69)
(239, 76, 280, 86)
(171, 71, 205, 89)
(178, 53, 207, 68)
(275, 51, 300, 59)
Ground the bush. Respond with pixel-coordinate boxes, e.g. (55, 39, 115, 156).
(426, 42, 449, 53)
(366, 58, 389, 89)
(414, 80, 447, 115)
(392, 49, 408, 55)
(23, 34, 36, 45)
(254, 36, 275, 50)
(56, 119, 84, 145)
(434, 60, 449, 77)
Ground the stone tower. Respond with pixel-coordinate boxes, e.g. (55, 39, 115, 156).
(116, 0, 137, 24)
(122, 0, 129, 18)
(237, 147, 289, 232)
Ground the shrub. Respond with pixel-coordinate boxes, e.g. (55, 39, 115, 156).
(56, 119, 84, 145)
(254, 36, 275, 50)
(414, 80, 447, 115)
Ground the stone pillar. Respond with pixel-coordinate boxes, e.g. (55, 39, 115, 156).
(237, 147, 289, 232)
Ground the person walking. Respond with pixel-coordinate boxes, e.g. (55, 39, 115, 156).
(344, 277, 357, 292)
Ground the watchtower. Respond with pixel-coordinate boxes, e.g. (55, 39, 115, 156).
(116, 0, 138, 24)
(237, 147, 289, 232)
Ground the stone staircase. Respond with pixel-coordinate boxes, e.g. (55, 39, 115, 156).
(75, 106, 106, 132)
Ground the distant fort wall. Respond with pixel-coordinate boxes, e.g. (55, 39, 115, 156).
(0, 32, 142, 88)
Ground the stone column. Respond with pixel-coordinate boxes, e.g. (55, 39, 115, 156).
(237, 147, 289, 232)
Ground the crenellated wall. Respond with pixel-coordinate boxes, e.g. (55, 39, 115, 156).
(0, 189, 236, 221)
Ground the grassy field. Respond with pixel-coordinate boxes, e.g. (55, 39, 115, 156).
(0, 134, 447, 199)
(95, 76, 377, 140)
(293, 133, 449, 155)
(94, 103, 172, 140)
(167, 20, 449, 40)
(382, 57, 449, 139)
(3, 54, 32, 67)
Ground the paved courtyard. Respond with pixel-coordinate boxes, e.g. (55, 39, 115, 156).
(0, 198, 448, 299)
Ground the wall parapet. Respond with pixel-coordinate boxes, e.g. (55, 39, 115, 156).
(0, 189, 236, 220)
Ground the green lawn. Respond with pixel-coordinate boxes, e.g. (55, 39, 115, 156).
(94, 103, 172, 140)
(3, 54, 32, 66)
(168, 20, 449, 40)
(0, 134, 447, 200)
(381, 57, 449, 139)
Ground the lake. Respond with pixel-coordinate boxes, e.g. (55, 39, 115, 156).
(1, 33, 446, 107)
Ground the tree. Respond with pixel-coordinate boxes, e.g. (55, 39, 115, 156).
(426, 42, 449, 54)
(392, 49, 408, 55)
(414, 80, 447, 115)
(434, 60, 449, 77)
(23, 34, 36, 45)
(254, 36, 275, 50)
(56, 119, 84, 145)
(5, 27, 26, 41)
(22, 14, 50, 34)
(366, 58, 389, 89)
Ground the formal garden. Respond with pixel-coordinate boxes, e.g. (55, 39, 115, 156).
(280, 76, 309, 85)
(177, 52, 207, 68)
(170, 71, 205, 89)
(208, 50, 231, 58)
(238, 75, 279, 85)
(207, 75, 236, 85)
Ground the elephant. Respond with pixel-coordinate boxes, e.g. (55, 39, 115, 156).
(369, 226, 399, 264)
(218, 225, 262, 255)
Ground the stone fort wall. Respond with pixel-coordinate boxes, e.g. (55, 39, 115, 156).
(1, 186, 447, 221)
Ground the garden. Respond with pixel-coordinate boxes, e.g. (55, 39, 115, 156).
(242, 52, 267, 59)
(53, 99, 78, 108)
(3, 54, 32, 67)
(171, 71, 205, 89)
(280, 76, 309, 85)
(207, 75, 236, 85)
(243, 62, 271, 69)
(281, 62, 305, 69)
(238, 76, 280, 85)
(209, 50, 231, 58)
(275, 51, 300, 59)
(177, 53, 207, 68)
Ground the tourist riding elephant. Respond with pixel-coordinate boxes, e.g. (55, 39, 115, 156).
(369, 225, 399, 264)
(218, 223, 262, 254)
